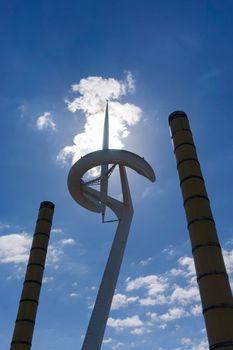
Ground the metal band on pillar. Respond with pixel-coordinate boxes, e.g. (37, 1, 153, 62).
(10, 201, 55, 350)
(169, 111, 233, 349)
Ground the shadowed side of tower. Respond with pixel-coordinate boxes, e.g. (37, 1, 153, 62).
(169, 112, 233, 350)
(10, 201, 55, 350)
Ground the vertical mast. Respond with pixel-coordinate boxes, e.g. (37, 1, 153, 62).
(102, 100, 109, 150)
(100, 101, 109, 222)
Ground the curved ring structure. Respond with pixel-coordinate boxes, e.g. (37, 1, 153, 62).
(68, 149, 155, 213)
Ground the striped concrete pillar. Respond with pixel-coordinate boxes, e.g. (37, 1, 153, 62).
(169, 111, 233, 350)
(10, 201, 55, 350)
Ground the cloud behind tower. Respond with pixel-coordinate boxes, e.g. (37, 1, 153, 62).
(57, 72, 142, 166)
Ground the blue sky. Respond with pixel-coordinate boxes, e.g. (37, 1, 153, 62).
(1, 1, 233, 349)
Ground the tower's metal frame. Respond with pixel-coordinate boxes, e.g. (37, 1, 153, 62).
(68, 103, 155, 349)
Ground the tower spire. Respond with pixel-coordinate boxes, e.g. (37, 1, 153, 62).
(100, 101, 109, 222)
(102, 100, 109, 150)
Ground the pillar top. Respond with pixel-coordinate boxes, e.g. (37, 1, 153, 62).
(40, 201, 55, 209)
(168, 111, 188, 124)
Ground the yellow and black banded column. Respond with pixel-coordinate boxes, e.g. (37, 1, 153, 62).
(169, 111, 233, 350)
(10, 201, 55, 350)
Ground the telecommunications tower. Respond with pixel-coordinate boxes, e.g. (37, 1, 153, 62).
(68, 101, 155, 350)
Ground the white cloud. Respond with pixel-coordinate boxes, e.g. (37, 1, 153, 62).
(159, 307, 189, 322)
(70, 293, 78, 297)
(57, 73, 142, 168)
(0, 232, 76, 268)
(146, 312, 158, 322)
(59, 238, 76, 246)
(230, 279, 233, 291)
(0, 233, 31, 264)
(130, 327, 148, 335)
(180, 337, 192, 345)
(18, 104, 27, 118)
(57, 145, 77, 165)
(192, 340, 208, 350)
(105, 248, 233, 340)
(51, 228, 63, 234)
(112, 342, 124, 349)
(36, 112, 56, 132)
(0, 223, 10, 230)
(190, 304, 202, 316)
(178, 256, 195, 277)
(139, 257, 152, 266)
(126, 275, 168, 297)
(103, 337, 113, 344)
(88, 302, 94, 310)
(68, 73, 134, 113)
(111, 293, 139, 310)
(125, 71, 135, 92)
(223, 249, 233, 273)
(170, 285, 200, 305)
(169, 268, 185, 277)
(6, 265, 25, 280)
(43, 276, 54, 284)
(162, 245, 175, 256)
(139, 295, 167, 306)
(47, 244, 64, 263)
(107, 315, 143, 330)
(158, 323, 167, 330)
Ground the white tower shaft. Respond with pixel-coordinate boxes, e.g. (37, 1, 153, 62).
(101, 101, 109, 222)
(81, 166, 133, 350)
